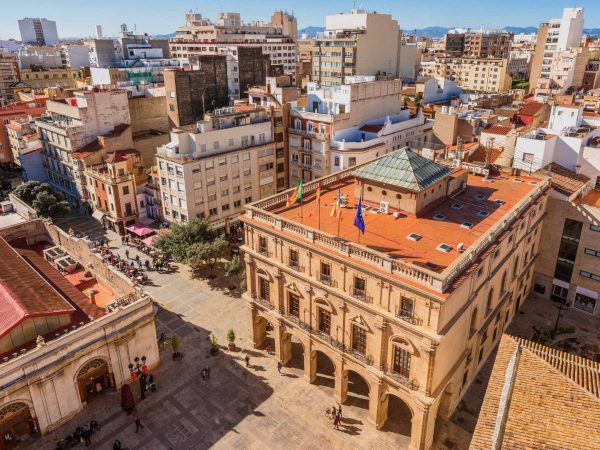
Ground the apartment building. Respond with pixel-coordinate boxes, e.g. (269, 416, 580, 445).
(0, 99, 46, 163)
(35, 89, 131, 206)
(513, 104, 600, 174)
(445, 28, 513, 59)
(242, 149, 549, 449)
(288, 77, 430, 184)
(248, 75, 298, 191)
(170, 11, 297, 73)
(164, 64, 229, 128)
(18, 18, 59, 46)
(85, 149, 145, 234)
(156, 105, 277, 229)
(420, 57, 512, 93)
(0, 52, 20, 104)
(529, 7, 585, 94)
(312, 10, 401, 86)
(19, 67, 80, 91)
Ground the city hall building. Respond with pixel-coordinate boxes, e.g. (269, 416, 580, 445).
(241, 148, 549, 449)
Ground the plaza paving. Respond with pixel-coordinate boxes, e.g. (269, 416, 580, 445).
(35, 221, 412, 450)
(35, 216, 600, 450)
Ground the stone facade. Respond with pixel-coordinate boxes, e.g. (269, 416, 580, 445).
(241, 163, 549, 449)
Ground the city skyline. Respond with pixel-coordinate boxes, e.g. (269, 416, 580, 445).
(1, 0, 600, 39)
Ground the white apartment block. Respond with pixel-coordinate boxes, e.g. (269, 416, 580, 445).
(170, 12, 297, 73)
(513, 104, 600, 176)
(18, 18, 59, 46)
(156, 105, 277, 229)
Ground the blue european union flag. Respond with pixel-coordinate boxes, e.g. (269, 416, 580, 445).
(353, 195, 365, 234)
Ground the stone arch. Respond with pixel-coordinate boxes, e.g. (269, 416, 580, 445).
(281, 327, 306, 370)
(0, 401, 37, 441)
(438, 382, 455, 418)
(381, 392, 414, 438)
(389, 335, 420, 357)
(343, 365, 371, 409)
(74, 356, 112, 404)
(311, 348, 336, 388)
(252, 312, 276, 351)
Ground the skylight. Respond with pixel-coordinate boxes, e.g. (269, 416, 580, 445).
(475, 193, 486, 200)
(477, 210, 490, 217)
(407, 233, 422, 241)
(433, 213, 446, 221)
(461, 221, 474, 229)
(494, 199, 505, 206)
(451, 203, 463, 210)
(437, 243, 452, 253)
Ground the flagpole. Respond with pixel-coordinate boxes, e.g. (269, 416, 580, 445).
(357, 183, 364, 244)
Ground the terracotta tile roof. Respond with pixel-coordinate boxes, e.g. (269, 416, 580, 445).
(482, 125, 512, 136)
(535, 162, 590, 196)
(0, 238, 76, 337)
(471, 334, 600, 450)
(467, 147, 502, 164)
(517, 101, 544, 116)
(358, 124, 384, 133)
(272, 171, 541, 272)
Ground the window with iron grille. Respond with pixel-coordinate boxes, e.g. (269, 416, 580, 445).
(393, 346, 411, 378)
(318, 308, 331, 334)
(353, 276, 366, 298)
(351, 325, 366, 355)
(400, 297, 414, 320)
(320, 262, 331, 284)
(289, 293, 300, 317)
(259, 277, 270, 301)
(289, 248, 299, 268)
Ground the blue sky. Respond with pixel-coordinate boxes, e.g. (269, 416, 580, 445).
(1, 1, 599, 39)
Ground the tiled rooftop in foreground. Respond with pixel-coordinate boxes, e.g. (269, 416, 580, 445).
(246, 149, 550, 293)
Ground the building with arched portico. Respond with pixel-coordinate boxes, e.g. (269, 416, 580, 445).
(0, 222, 159, 448)
(242, 149, 549, 449)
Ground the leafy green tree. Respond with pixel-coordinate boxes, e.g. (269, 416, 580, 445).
(224, 255, 244, 277)
(0, 170, 12, 192)
(32, 191, 70, 218)
(13, 181, 70, 218)
(187, 236, 228, 276)
(155, 218, 214, 262)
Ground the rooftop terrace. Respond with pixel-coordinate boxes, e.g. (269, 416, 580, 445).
(245, 152, 549, 293)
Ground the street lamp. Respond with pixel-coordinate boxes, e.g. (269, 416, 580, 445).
(128, 356, 148, 400)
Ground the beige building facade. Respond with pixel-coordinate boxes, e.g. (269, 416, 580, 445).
(242, 152, 549, 449)
(420, 57, 512, 93)
(156, 105, 277, 229)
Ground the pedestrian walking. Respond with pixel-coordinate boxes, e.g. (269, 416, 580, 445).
(333, 412, 340, 430)
(113, 439, 122, 450)
(134, 417, 144, 433)
(277, 361, 283, 373)
(205, 366, 211, 380)
(125, 249, 130, 259)
(82, 429, 92, 446)
(135, 254, 140, 263)
(201, 368, 207, 384)
(337, 403, 342, 418)
(244, 355, 250, 367)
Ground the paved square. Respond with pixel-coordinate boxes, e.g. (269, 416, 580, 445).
(34, 231, 412, 450)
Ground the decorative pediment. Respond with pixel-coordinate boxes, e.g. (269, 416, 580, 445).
(286, 282, 303, 296)
(349, 314, 370, 331)
(314, 297, 335, 313)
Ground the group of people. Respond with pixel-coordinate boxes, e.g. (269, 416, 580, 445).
(55, 420, 99, 448)
(96, 246, 151, 285)
(329, 404, 343, 430)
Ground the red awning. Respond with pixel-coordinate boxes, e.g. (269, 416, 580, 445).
(126, 223, 155, 237)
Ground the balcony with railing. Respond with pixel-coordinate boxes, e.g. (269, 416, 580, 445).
(252, 293, 274, 310)
(319, 273, 338, 287)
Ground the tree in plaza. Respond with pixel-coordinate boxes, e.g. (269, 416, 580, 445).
(155, 217, 214, 262)
(0, 170, 12, 192)
(224, 255, 246, 291)
(13, 181, 70, 218)
(187, 236, 228, 277)
(120, 384, 135, 413)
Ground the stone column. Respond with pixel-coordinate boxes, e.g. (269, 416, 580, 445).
(410, 403, 434, 450)
(244, 254, 256, 298)
(274, 268, 284, 312)
(304, 343, 317, 383)
(279, 324, 292, 365)
(333, 354, 347, 404)
(367, 377, 386, 429)
(248, 304, 265, 349)
(420, 341, 437, 397)
(373, 318, 387, 371)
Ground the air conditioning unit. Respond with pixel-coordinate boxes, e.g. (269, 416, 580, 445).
(457, 242, 465, 253)
(379, 201, 389, 214)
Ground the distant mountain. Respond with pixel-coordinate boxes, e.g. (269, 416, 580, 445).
(584, 28, 600, 35)
(152, 33, 176, 39)
(504, 26, 538, 34)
